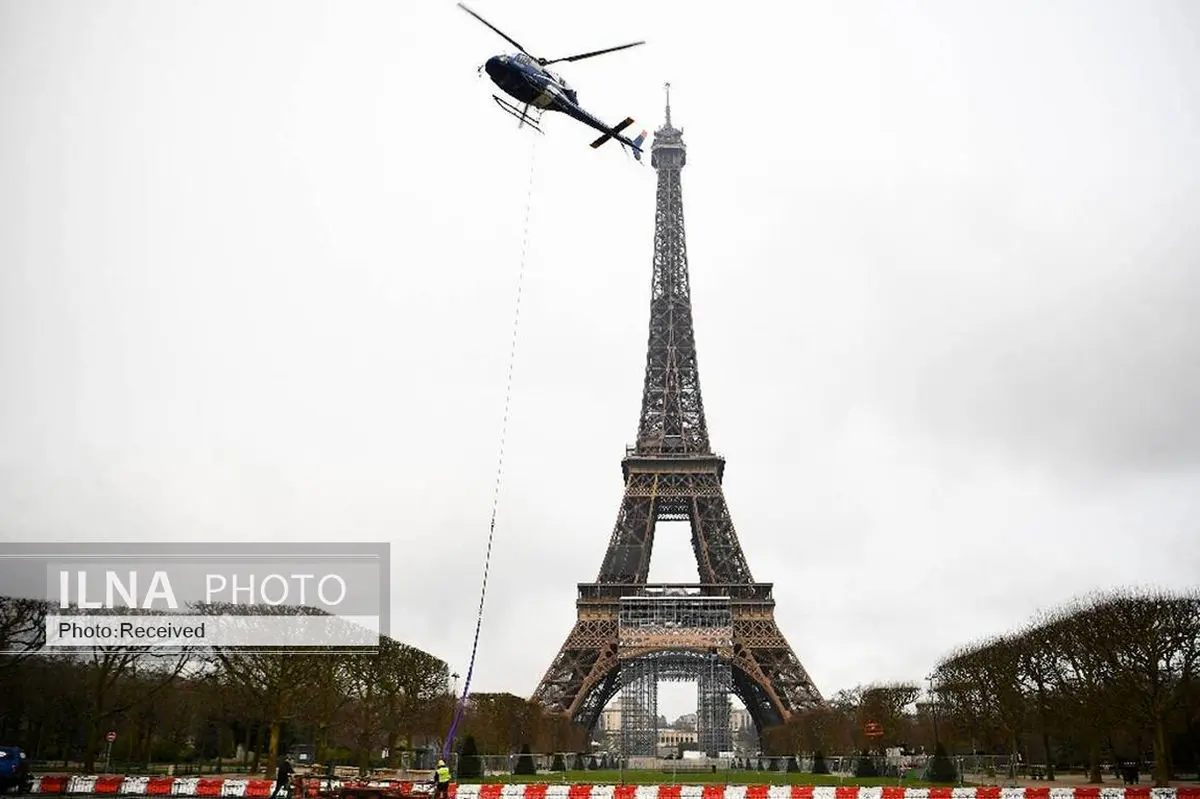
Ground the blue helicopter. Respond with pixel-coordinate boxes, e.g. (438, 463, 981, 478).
(457, 2, 648, 161)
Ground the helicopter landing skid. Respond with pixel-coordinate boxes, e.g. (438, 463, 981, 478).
(493, 95, 544, 133)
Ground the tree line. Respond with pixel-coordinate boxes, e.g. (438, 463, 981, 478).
(0, 599, 583, 775)
(4, 587, 1196, 784)
(760, 587, 1200, 787)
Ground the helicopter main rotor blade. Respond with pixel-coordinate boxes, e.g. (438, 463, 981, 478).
(540, 41, 645, 65)
(456, 2, 536, 58)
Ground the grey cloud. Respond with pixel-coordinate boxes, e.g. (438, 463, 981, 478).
(3, 0, 1199, 722)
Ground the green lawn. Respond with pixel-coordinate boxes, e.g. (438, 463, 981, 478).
(456, 770, 957, 787)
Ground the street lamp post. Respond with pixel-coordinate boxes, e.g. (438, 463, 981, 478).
(925, 673, 940, 748)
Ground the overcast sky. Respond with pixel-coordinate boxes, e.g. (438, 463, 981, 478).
(2, 0, 1198, 723)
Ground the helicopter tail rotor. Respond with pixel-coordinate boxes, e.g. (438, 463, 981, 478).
(589, 116, 635, 149)
(590, 119, 647, 163)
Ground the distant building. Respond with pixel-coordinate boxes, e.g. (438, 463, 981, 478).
(730, 708, 758, 754)
(673, 713, 697, 730)
(597, 702, 758, 755)
(657, 727, 698, 757)
(659, 728, 698, 747)
(599, 707, 621, 732)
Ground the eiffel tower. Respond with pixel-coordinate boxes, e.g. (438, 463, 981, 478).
(530, 86, 824, 754)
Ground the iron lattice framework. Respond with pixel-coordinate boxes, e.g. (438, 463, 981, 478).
(531, 85, 824, 747)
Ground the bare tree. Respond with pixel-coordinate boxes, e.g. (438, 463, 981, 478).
(1051, 596, 1124, 782)
(1089, 588, 1200, 786)
(200, 603, 326, 771)
(384, 641, 449, 755)
(0, 597, 49, 671)
(343, 638, 402, 772)
(75, 644, 192, 771)
(929, 588, 1200, 784)
(297, 654, 354, 765)
(934, 641, 1006, 755)
(1016, 616, 1065, 779)
(858, 681, 921, 751)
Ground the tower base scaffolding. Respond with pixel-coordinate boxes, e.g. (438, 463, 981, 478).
(617, 592, 734, 757)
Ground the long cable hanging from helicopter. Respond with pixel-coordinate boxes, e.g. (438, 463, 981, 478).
(441, 132, 538, 761)
(442, 1, 648, 758)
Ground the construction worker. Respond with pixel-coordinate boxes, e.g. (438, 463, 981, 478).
(271, 758, 293, 799)
(433, 759, 451, 799)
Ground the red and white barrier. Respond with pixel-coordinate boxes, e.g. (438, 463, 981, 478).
(449, 790, 1197, 799)
(24, 778, 1198, 799)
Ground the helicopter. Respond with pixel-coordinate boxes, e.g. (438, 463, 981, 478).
(457, 2, 649, 161)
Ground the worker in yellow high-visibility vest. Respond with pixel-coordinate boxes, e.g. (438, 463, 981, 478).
(433, 759, 451, 799)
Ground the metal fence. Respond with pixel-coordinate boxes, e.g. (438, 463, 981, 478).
(446, 753, 963, 782)
(31, 752, 1191, 783)
(444, 752, 1136, 783)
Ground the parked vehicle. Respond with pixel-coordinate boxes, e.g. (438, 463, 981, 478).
(0, 746, 31, 794)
